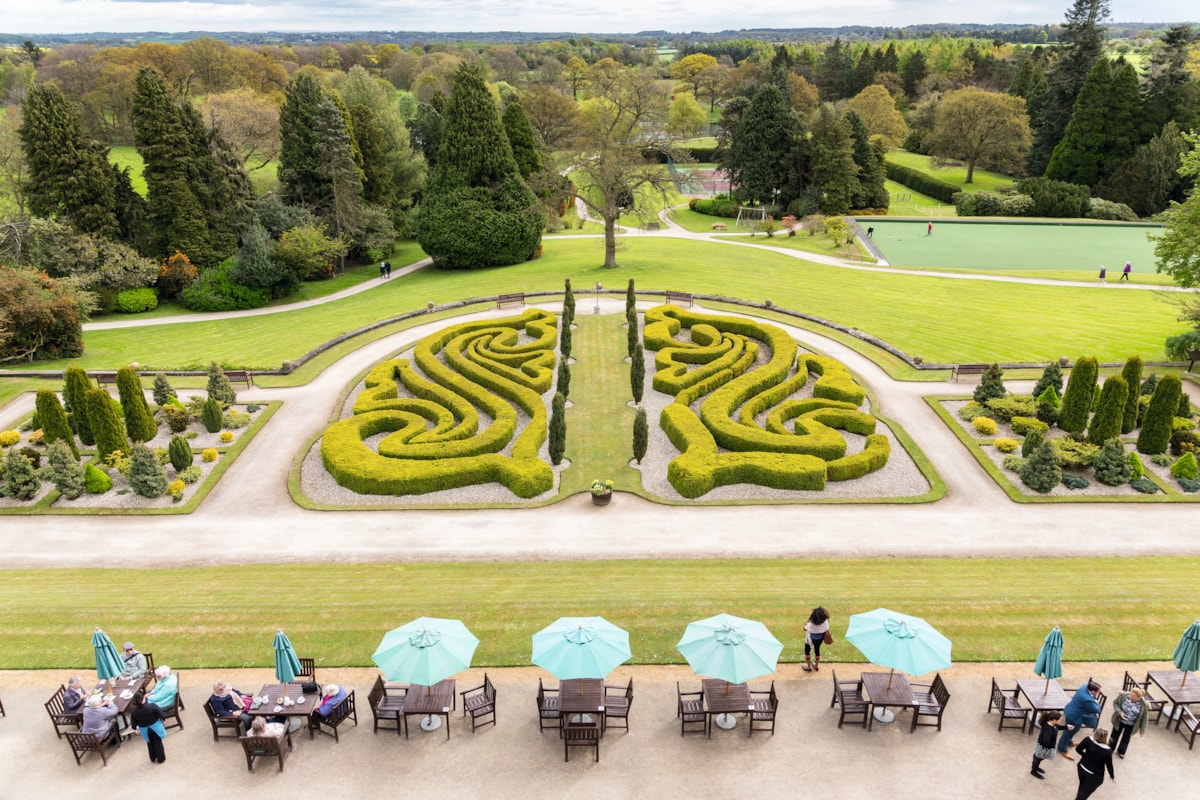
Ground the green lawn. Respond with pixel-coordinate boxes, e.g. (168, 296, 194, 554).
(886, 150, 1018, 194)
(108, 146, 147, 196)
(885, 179, 944, 216)
(3, 237, 1182, 370)
(3, 556, 1194, 669)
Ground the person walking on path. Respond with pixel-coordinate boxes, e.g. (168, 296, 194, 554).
(1098, 266, 1106, 283)
(801, 606, 831, 672)
(1058, 680, 1103, 759)
(926, 221, 933, 236)
(384, 260, 391, 278)
(1121, 261, 1131, 281)
(379, 261, 386, 279)
(129, 690, 167, 764)
(1108, 687, 1149, 759)
(1031, 710, 1072, 779)
(866, 226, 874, 238)
(1074, 729, 1116, 799)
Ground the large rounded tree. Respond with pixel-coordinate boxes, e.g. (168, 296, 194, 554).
(416, 63, 543, 270)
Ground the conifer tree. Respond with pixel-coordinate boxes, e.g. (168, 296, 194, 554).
(2, 447, 39, 500)
(559, 318, 572, 359)
(35, 390, 77, 457)
(809, 104, 859, 215)
(128, 444, 169, 498)
(724, 82, 794, 206)
(206, 362, 237, 405)
(315, 94, 366, 258)
(845, 111, 888, 209)
(1022, 428, 1045, 458)
(1119, 355, 1143, 433)
(627, 309, 639, 359)
(1170, 451, 1199, 481)
(168, 434, 193, 473)
(86, 389, 129, 462)
(1059, 356, 1098, 433)
(625, 279, 636, 317)
(202, 398, 224, 433)
(631, 347, 645, 404)
(117, 366, 157, 443)
(1019, 440, 1062, 493)
(973, 363, 1006, 404)
(1179, 393, 1193, 419)
(1137, 373, 1182, 454)
(1044, 58, 1139, 188)
(62, 367, 95, 446)
(556, 359, 571, 399)
(1093, 438, 1133, 485)
(501, 101, 542, 178)
(1032, 361, 1064, 399)
(548, 392, 566, 465)
(46, 439, 86, 499)
(563, 279, 575, 325)
(633, 407, 648, 464)
(152, 373, 176, 408)
(279, 73, 330, 209)
(1086, 375, 1128, 445)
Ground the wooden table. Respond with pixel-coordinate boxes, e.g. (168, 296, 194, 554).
(1016, 679, 1069, 736)
(92, 676, 148, 728)
(860, 672, 918, 729)
(701, 679, 754, 736)
(1148, 670, 1200, 730)
(249, 683, 313, 718)
(559, 678, 606, 733)
(402, 679, 455, 739)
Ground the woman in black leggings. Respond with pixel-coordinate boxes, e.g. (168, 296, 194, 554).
(802, 607, 830, 672)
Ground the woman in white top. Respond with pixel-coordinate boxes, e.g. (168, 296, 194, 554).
(802, 606, 830, 672)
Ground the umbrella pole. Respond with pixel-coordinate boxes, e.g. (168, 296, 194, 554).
(1183, 671, 1190, 687)
(886, 668, 894, 690)
(1044, 677, 1049, 694)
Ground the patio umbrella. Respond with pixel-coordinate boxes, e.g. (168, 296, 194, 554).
(531, 616, 631, 682)
(92, 627, 123, 689)
(372, 617, 479, 731)
(1033, 626, 1064, 694)
(1173, 620, 1200, 687)
(677, 613, 783, 686)
(845, 608, 952, 687)
(273, 630, 303, 684)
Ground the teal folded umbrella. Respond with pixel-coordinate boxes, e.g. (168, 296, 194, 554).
(846, 608, 952, 681)
(273, 630, 303, 684)
(92, 627, 123, 681)
(372, 617, 479, 686)
(1173, 620, 1200, 686)
(677, 613, 783, 685)
(1033, 626, 1064, 693)
(532, 616, 631, 680)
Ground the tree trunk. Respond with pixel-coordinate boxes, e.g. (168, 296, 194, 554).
(965, 160, 976, 184)
(603, 212, 618, 268)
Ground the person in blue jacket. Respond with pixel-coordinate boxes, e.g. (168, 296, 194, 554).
(1058, 680, 1103, 759)
(309, 682, 347, 734)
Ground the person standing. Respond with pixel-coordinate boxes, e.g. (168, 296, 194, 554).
(1098, 266, 1106, 283)
(866, 226, 874, 238)
(1058, 680, 1103, 759)
(1121, 261, 1131, 281)
(1108, 687, 1149, 759)
(379, 261, 386, 279)
(801, 606, 830, 672)
(926, 221, 933, 236)
(129, 690, 167, 763)
(1074, 729, 1116, 799)
(1031, 710, 1072, 779)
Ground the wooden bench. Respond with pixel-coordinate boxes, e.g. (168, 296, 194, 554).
(711, 223, 727, 231)
(222, 370, 254, 388)
(646, 222, 661, 230)
(93, 373, 117, 387)
(910, 673, 950, 732)
(368, 676, 406, 735)
(1177, 706, 1200, 750)
(1188, 349, 1200, 373)
(45, 684, 82, 738)
(496, 292, 525, 309)
(987, 678, 1029, 732)
(950, 363, 990, 382)
(309, 690, 356, 742)
(66, 724, 121, 766)
(664, 290, 693, 308)
(240, 730, 292, 772)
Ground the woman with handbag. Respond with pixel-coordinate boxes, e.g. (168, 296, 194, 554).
(802, 607, 831, 672)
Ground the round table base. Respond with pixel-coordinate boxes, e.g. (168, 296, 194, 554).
(873, 707, 896, 724)
(714, 713, 737, 730)
(420, 715, 443, 732)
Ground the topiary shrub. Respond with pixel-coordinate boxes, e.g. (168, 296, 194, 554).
(0, 430, 19, 447)
(1032, 362, 1064, 399)
(1179, 394, 1192, 420)
(633, 407, 648, 464)
(1022, 429, 1045, 458)
(563, 279, 575, 326)
(1170, 429, 1199, 456)
(19, 446, 41, 469)
(2, 447, 40, 500)
(127, 445, 168, 498)
(220, 431, 234, 443)
(973, 363, 1006, 403)
(167, 435, 193, 472)
(972, 416, 998, 435)
(1011, 416, 1049, 436)
(548, 392, 566, 466)
(1093, 438, 1134, 486)
(206, 362, 237, 405)
(152, 373, 176, 407)
(1061, 473, 1090, 489)
(1058, 356, 1098, 433)
(45, 439, 86, 499)
(1170, 451, 1199, 481)
(630, 350, 644, 404)
(1174, 416, 1196, 432)
(556, 359, 571, 399)
(222, 410, 252, 429)
(201, 448, 218, 463)
(1141, 373, 1158, 396)
(114, 287, 158, 313)
(117, 366, 157, 443)
(1137, 373, 1182, 455)
(1087, 376, 1128, 446)
(62, 367, 95, 446)
(559, 317, 572, 359)
(1019, 441, 1061, 493)
(985, 395, 1038, 423)
(201, 398, 223, 433)
(35, 390, 77, 457)
(1129, 451, 1146, 479)
(1050, 437, 1101, 469)
(178, 465, 202, 484)
(163, 405, 190, 433)
(168, 479, 186, 502)
(1036, 384, 1061, 408)
(86, 389, 130, 462)
(84, 462, 112, 494)
(626, 278, 636, 318)
(627, 308, 639, 359)
(994, 437, 1019, 453)
(1130, 477, 1158, 494)
(1002, 455, 1027, 472)
(1120, 355, 1142, 433)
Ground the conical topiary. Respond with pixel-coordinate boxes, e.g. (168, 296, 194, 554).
(1170, 451, 1199, 481)
(626, 278, 636, 317)
(973, 363, 1006, 404)
(627, 309, 639, 359)
(1087, 376, 1128, 445)
(559, 318, 572, 359)
(86, 389, 130, 462)
(168, 434, 193, 473)
(84, 462, 113, 494)
(1137, 373, 1182, 455)
(556, 359, 571, 399)
(1032, 361, 1064, 399)
(206, 361, 237, 405)
(633, 407, 648, 464)
(563, 279, 575, 325)
(117, 366, 157, 443)
(631, 347, 645, 404)
(62, 367, 95, 446)
(1119, 355, 1142, 433)
(201, 397, 223, 433)
(35, 390, 77, 457)
(1058, 356, 1098, 433)
(548, 392, 566, 465)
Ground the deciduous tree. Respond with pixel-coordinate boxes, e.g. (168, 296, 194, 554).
(844, 84, 908, 149)
(926, 87, 1031, 184)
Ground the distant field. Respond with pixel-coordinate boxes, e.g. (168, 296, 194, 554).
(886, 151, 1018, 194)
(868, 219, 1161, 273)
(109, 147, 278, 197)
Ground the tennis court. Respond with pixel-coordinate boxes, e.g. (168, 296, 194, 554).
(865, 219, 1161, 272)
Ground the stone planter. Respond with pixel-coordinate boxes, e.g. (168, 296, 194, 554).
(591, 491, 612, 506)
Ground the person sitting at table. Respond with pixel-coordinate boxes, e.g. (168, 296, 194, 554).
(209, 681, 252, 731)
(63, 676, 88, 716)
(249, 715, 287, 739)
(144, 666, 177, 708)
(81, 693, 119, 742)
(119, 642, 147, 679)
(129, 690, 167, 764)
(1058, 680, 1103, 760)
(309, 683, 346, 734)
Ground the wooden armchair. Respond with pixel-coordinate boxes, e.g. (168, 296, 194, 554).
(602, 678, 632, 733)
(911, 674, 950, 732)
(460, 673, 497, 732)
(204, 699, 243, 741)
(830, 670, 869, 729)
(142, 652, 156, 685)
(45, 685, 82, 739)
(748, 681, 779, 736)
(65, 722, 121, 766)
(309, 690, 356, 742)
(161, 677, 185, 731)
(988, 678, 1029, 733)
(240, 729, 292, 772)
(295, 658, 316, 684)
(536, 678, 560, 733)
(1177, 707, 1200, 750)
(368, 675, 406, 735)
(676, 682, 708, 737)
(563, 719, 600, 762)
(1125, 672, 1166, 726)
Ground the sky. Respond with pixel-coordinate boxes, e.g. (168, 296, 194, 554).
(5, 0, 1197, 36)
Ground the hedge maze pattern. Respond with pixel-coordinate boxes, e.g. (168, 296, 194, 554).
(321, 309, 559, 497)
(645, 305, 890, 498)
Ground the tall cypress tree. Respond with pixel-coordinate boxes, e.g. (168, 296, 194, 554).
(35, 390, 77, 458)
(1045, 58, 1140, 189)
(86, 389, 130, 462)
(1137, 374, 1182, 454)
(810, 104, 859, 215)
(62, 367, 96, 446)
(1059, 355, 1098, 433)
(279, 73, 330, 209)
(1119, 355, 1143, 433)
(1087, 375, 1128, 445)
(501, 101, 542, 179)
(116, 366, 157, 443)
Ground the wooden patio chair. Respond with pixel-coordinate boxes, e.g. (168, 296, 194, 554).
(563, 719, 600, 762)
(748, 681, 779, 736)
(142, 652, 156, 685)
(204, 698, 243, 741)
(602, 678, 632, 733)
(309, 690, 356, 742)
(45, 685, 82, 739)
(911, 674, 951, 732)
(161, 677, 185, 731)
(830, 670, 869, 729)
(294, 658, 316, 683)
(0, 696, 4, 716)
(1177, 707, 1200, 750)
(240, 729, 292, 772)
(368, 675, 406, 735)
(1125, 672, 1166, 726)
(461, 673, 497, 732)
(536, 678, 560, 734)
(65, 722, 121, 767)
(987, 678, 1029, 733)
(676, 682, 708, 737)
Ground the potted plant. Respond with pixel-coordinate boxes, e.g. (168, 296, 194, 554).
(590, 478, 614, 506)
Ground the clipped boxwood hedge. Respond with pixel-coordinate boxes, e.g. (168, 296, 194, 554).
(885, 162, 958, 204)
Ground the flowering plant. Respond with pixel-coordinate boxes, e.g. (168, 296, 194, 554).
(590, 478, 614, 496)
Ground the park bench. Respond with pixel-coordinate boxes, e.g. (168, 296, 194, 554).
(45, 684, 82, 738)
(664, 290, 693, 308)
(1187, 349, 1200, 372)
(910, 673, 951, 732)
(711, 223, 727, 230)
(496, 292, 525, 309)
(950, 363, 990, 382)
(646, 222, 661, 230)
(223, 370, 254, 388)
(94, 373, 117, 387)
